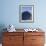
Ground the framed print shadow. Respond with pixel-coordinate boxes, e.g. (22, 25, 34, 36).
(19, 5, 34, 23)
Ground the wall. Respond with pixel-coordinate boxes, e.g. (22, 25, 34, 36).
(0, 0, 46, 44)
(0, 0, 38, 29)
(0, 0, 46, 29)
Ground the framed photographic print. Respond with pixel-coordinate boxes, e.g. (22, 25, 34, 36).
(19, 5, 34, 23)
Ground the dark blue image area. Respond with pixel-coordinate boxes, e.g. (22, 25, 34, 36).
(22, 11, 32, 20)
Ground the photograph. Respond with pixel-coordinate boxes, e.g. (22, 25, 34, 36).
(19, 5, 34, 23)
